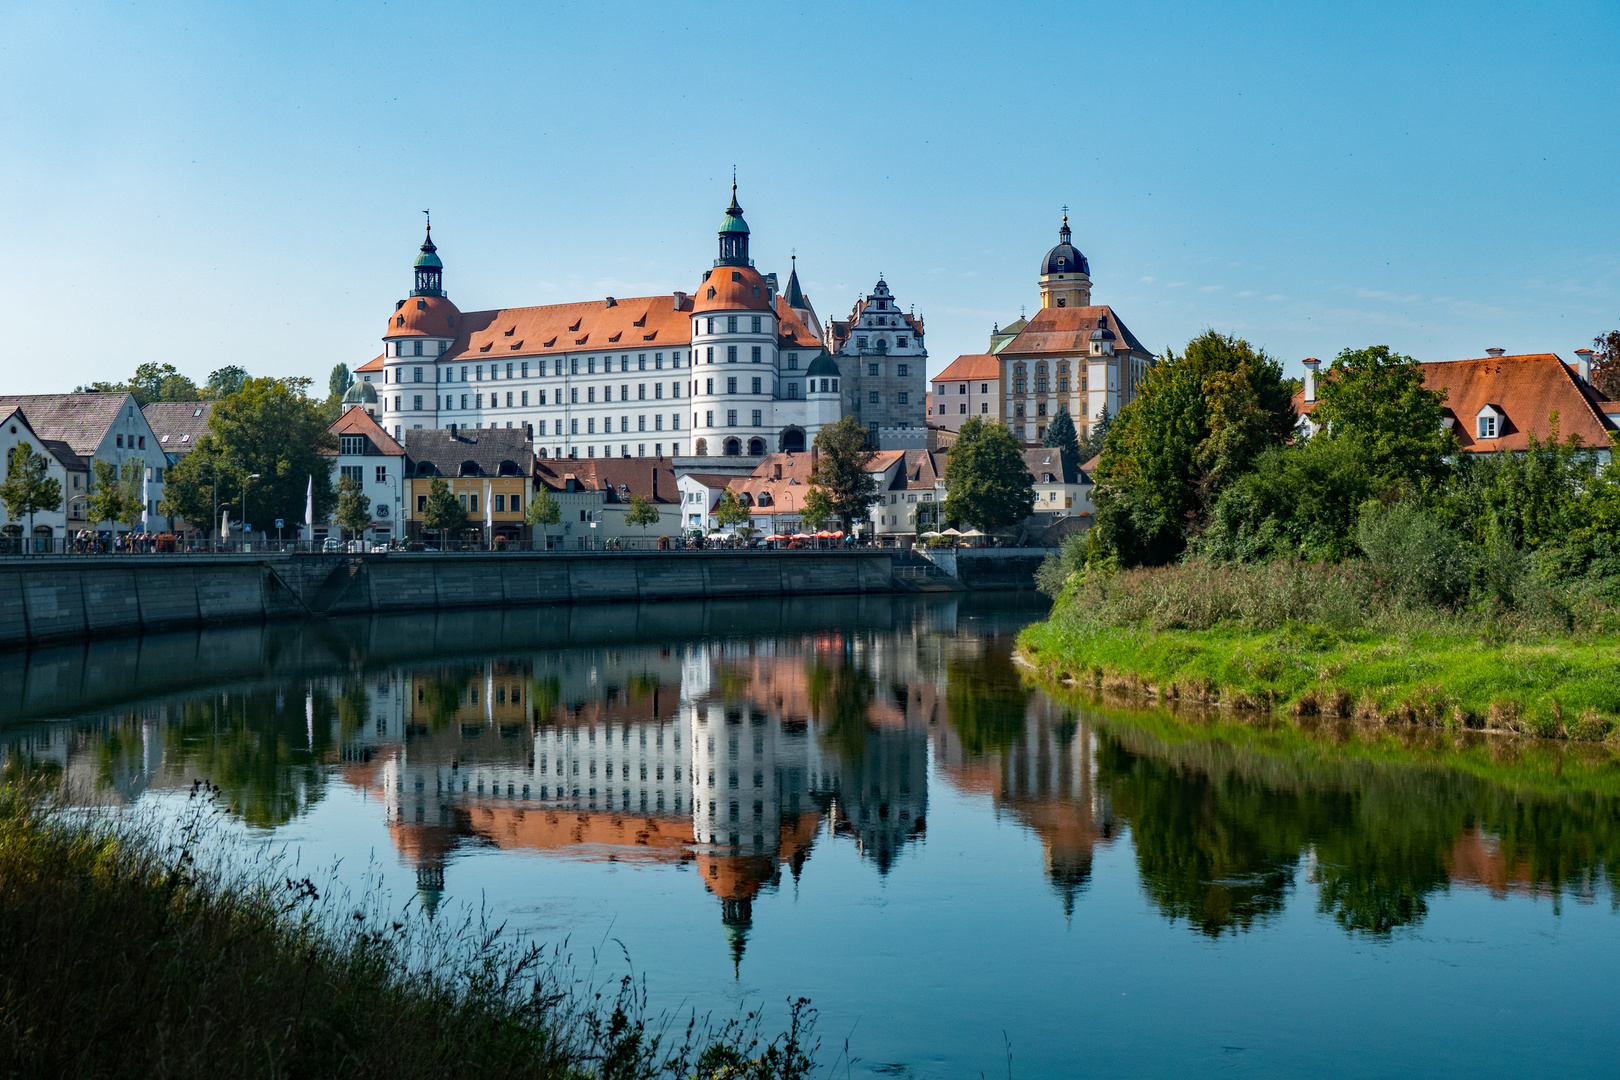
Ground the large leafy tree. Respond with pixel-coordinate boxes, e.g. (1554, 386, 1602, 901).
(1075, 406, 1112, 465)
(116, 458, 147, 532)
(1042, 406, 1082, 476)
(1310, 345, 1454, 492)
(1092, 331, 1295, 566)
(77, 362, 201, 406)
(421, 476, 466, 544)
(809, 415, 877, 530)
(800, 487, 832, 532)
(1, 441, 63, 545)
(944, 417, 1035, 532)
(162, 377, 336, 540)
(206, 366, 250, 398)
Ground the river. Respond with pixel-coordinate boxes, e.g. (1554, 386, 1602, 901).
(3, 595, 1617, 1077)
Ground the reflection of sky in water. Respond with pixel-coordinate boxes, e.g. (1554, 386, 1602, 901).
(2, 594, 1617, 1078)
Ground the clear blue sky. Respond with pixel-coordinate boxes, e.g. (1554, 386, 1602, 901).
(3, 1, 1616, 394)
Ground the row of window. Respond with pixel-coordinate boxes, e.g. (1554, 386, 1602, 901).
(411, 492, 523, 514)
(545, 415, 680, 436)
(701, 410, 766, 428)
(433, 382, 683, 409)
(696, 316, 768, 335)
(113, 434, 146, 449)
(387, 352, 688, 381)
(540, 444, 676, 459)
(853, 336, 910, 349)
(1012, 377, 1083, 393)
(941, 402, 992, 415)
(865, 363, 911, 377)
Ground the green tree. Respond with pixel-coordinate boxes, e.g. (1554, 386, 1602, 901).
(334, 473, 372, 540)
(161, 377, 336, 543)
(206, 366, 249, 398)
(75, 363, 200, 405)
(1042, 406, 1082, 475)
(809, 415, 878, 531)
(86, 459, 127, 536)
(800, 487, 832, 533)
(1200, 437, 1375, 562)
(714, 489, 750, 531)
(944, 417, 1035, 532)
(1092, 331, 1295, 566)
(1, 441, 63, 548)
(625, 492, 661, 540)
(524, 486, 561, 548)
(421, 476, 466, 546)
(116, 458, 147, 532)
(327, 364, 350, 400)
(1311, 344, 1454, 492)
(1076, 406, 1111, 464)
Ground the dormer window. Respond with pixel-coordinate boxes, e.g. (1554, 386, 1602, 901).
(1476, 405, 1504, 440)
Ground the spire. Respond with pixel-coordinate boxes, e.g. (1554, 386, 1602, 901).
(412, 212, 444, 298)
(785, 253, 808, 309)
(715, 178, 751, 268)
(1059, 204, 1071, 244)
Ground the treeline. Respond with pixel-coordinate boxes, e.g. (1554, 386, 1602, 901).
(1042, 331, 1620, 621)
(78, 360, 352, 408)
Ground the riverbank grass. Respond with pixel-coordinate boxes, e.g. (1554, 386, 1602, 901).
(1021, 560, 1620, 739)
(0, 785, 816, 1079)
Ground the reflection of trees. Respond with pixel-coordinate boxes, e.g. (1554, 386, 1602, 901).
(1100, 739, 1302, 936)
(1089, 718, 1620, 938)
(806, 657, 875, 763)
(945, 646, 1030, 757)
(161, 689, 335, 828)
(415, 668, 477, 729)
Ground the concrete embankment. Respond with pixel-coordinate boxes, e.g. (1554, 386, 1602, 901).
(0, 551, 904, 648)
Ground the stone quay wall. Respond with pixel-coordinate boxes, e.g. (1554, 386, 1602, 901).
(0, 551, 903, 648)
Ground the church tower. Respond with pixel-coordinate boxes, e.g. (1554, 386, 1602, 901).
(1038, 214, 1091, 309)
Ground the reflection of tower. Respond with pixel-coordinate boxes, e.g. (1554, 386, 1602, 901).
(821, 722, 928, 873)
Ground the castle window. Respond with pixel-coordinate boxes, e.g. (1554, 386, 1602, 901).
(727, 316, 738, 333)
(727, 410, 738, 427)
(857, 336, 868, 348)
(897, 337, 908, 348)
(897, 364, 908, 376)
(869, 392, 880, 404)
(414, 341, 423, 356)
(751, 346, 762, 363)
(788, 382, 799, 399)
(869, 364, 880, 377)
(752, 410, 762, 426)
(751, 316, 761, 333)
(898, 392, 909, 405)
(727, 346, 738, 362)
(788, 353, 798, 369)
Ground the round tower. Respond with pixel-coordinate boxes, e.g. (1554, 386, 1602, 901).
(689, 185, 778, 458)
(1039, 213, 1092, 310)
(379, 221, 461, 437)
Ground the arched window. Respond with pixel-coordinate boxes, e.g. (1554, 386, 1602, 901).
(497, 460, 522, 476)
(747, 437, 765, 456)
(459, 460, 481, 477)
(780, 428, 805, 453)
(695, 438, 708, 456)
(723, 438, 742, 456)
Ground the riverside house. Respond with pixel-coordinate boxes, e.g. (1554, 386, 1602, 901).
(400, 426, 534, 546)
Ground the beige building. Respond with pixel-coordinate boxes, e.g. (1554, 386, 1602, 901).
(997, 216, 1155, 444)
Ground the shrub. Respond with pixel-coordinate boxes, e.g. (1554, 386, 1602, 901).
(1355, 499, 1468, 608)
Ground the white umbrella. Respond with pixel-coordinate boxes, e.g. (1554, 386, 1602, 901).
(942, 527, 963, 536)
(961, 529, 986, 537)
(920, 530, 944, 538)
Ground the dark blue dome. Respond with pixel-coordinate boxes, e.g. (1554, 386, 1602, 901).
(1042, 217, 1089, 276)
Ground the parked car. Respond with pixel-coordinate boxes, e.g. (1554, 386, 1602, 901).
(322, 537, 342, 553)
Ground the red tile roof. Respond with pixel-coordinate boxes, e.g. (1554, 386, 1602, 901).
(445, 294, 695, 365)
(534, 456, 677, 503)
(384, 295, 462, 339)
(1001, 305, 1150, 358)
(324, 407, 404, 456)
(355, 354, 385, 373)
(1291, 353, 1617, 452)
(694, 266, 773, 314)
(774, 296, 822, 349)
(933, 354, 1000, 383)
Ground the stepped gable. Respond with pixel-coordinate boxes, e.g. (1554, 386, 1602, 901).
(1003, 305, 1149, 357)
(445, 294, 697, 363)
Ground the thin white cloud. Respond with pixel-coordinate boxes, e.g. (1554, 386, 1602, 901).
(1237, 290, 1257, 297)
(1200, 285, 1221, 293)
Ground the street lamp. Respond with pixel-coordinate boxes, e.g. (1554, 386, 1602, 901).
(241, 474, 260, 551)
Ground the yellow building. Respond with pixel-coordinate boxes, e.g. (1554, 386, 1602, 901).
(400, 426, 534, 544)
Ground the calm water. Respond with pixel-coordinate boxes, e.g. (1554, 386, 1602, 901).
(4, 596, 1619, 1077)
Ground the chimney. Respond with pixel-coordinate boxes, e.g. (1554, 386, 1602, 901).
(605, 296, 616, 308)
(673, 291, 687, 309)
(774, 462, 782, 480)
(651, 465, 658, 501)
(1302, 358, 1321, 403)
(449, 422, 457, 439)
(1486, 347, 1506, 358)
(1574, 348, 1595, 385)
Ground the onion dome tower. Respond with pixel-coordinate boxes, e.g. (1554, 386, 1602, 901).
(1039, 212, 1092, 310)
(412, 219, 445, 297)
(380, 216, 462, 436)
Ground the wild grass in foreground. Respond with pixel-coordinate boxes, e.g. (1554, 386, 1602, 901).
(1022, 557, 1620, 740)
(0, 781, 820, 1080)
